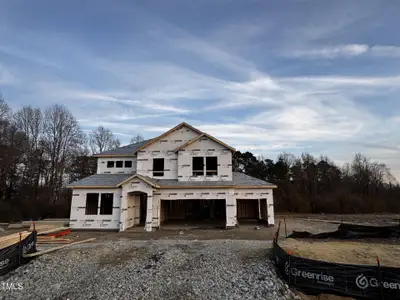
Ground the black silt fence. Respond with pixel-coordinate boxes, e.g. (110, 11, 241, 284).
(272, 225, 400, 299)
(0, 232, 37, 276)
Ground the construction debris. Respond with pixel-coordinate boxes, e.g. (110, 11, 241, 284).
(0, 231, 31, 250)
(7, 223, 26, 229)
(37, 236, 72, 244)
(22, 219, 69, 227)
(46, 228, 71, 237)
(23, 238, 96, 258)
(35, 226, 70, 235)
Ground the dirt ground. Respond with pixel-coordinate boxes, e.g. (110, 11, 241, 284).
(1, 213, 398, 241)
(279, 238, 400, 267)
(2, 214, 399, 300)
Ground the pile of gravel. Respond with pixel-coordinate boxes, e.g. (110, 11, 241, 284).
(1, 240, 299, 300)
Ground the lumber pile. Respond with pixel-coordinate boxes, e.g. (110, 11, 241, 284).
(35, 226, 70, 235)
(0, 231, 31, 250)
(35, 226, 72, 244)
(36, 236, 72, 244)
(23, 238, 96, 258)
(22, 219, 69, 227)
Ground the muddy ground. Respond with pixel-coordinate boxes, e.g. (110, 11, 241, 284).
(279, 238, 400, 267)
(2, 214, 398, 240)
(2, 214, 399, 300)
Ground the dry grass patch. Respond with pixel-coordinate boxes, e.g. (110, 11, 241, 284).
(279, 238, 400, 267)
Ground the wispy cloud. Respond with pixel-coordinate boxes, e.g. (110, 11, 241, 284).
(283, 44, 400, 59)
(0, 0, 399, 180)
(285, 44, 369, 59)
(370, 45, 400, 57)
(0, 64, 15, 85)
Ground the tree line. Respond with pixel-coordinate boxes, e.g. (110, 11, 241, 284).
(0, 94, 399, 221)
(233, 151, 400, 213)
(0, 95, 143, 221)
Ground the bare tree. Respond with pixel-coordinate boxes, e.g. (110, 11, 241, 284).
(130, 133, 145, 144)
(14, 106, 43, 150)
(0, 93, 10, 120)
(13, 106, 44, 189)
(89, 125, 120, 154)
(42, 105, 84, 203)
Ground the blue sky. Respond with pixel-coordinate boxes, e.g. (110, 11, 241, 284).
(1, 0, 400, 179)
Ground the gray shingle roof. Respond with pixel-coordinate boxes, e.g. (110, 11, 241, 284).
(154, 172, 275, 187)
(67, 172, 275, 188)
(93, 139, 153, 156)
(67, 173, 133, 188)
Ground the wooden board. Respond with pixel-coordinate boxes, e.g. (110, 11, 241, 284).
(0, 232, 32, 250)
(37, 227, 69, 235)
(23, 238, 96, 258)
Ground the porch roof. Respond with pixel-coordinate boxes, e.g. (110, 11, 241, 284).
(67, 173, 133, 188)
(67, 172, 276, 189)
(153, 172, 276, 188)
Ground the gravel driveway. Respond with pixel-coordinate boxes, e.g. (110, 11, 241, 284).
(1, 239, 298, 300)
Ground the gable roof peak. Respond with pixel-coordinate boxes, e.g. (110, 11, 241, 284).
(174, 132, 236, 152)
(135, 122, 203, 151)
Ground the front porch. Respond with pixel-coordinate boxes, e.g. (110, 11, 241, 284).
(119, 175, 274, 232)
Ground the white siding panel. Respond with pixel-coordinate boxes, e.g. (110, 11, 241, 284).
(97, 157, 136, 174)
(183, 136, 226, 151)
(225, 188, 237, 228)
(136, 126, 200, 180)
(70, 188, 122, 230)
(177, 136, 233, 182)
(159, 188, 230, 200)
(136, 152, 178, 179)
(144, 126, 200, 151)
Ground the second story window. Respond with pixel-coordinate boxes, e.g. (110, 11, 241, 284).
(153, 158, 164, 177)
(192, 157, 204, 176)
(107, 161, 114, 168)
(116, 161, 123, 168)
(192, 156, 218, 176)
(125, 161, 132, 168)
(206, 157, 218, 176)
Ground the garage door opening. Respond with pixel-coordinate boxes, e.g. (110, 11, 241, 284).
(161, 200, 226, 228)
(237, 199, 260, 225)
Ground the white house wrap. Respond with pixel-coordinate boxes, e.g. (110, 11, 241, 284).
(68, 122, 277, 231)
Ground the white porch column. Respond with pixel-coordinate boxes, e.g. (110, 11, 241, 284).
(153, 192, 161, 229)
(119, 190, 128, 232)
(134, 194, 140, 225)
(145, 190, 153, 232)
(267, 191, 275, 226)
(226, 188, 237, 228)
(258, 199, 261, 220)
